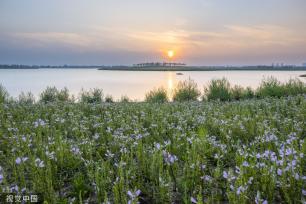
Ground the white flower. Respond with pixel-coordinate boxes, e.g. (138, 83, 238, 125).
(35, 158, 45, 168)
(21, 136, 27, 142)
(155, 143, 161, 150)
(46, 151, 56, 160)
(93, 133, 100, 140)
(294, 173, 299, 180)
(248, 177, 254, 184)
(34, 119, 46, 128)
(105, 150, 114, 158)
(71, 147, 81, 155)
(201, 164, 206, 170)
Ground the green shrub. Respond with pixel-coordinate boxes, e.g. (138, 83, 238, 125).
(40, 87, 72, 103)
(283, 78, 306, 96)
(80, 88, 104, 103)
(256, 77, 285, 98)
(145, 87, 168, 103)
(173, 79, 200, 102)
(105, 95, 114, 103)
(18, 92, 35, 104)
(205, 78, 232, 101)
(0, 84, 9, 103)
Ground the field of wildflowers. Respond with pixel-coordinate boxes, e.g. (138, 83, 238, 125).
(0, 78, 305, 203)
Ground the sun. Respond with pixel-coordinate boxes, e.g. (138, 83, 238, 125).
(167, 50, 174, 58)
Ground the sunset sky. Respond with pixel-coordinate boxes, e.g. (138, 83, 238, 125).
(0, 0, 306, 65)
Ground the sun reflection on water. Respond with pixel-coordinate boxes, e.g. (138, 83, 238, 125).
(166, 72, 176, 100)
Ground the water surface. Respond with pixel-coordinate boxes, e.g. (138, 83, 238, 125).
(0, 69, 305, 100)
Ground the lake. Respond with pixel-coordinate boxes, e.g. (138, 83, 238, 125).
(0, 69, 305, 101)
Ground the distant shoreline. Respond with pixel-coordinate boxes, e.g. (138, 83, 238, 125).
(98, 66, 306, 71)
(1, 66, 306, 72)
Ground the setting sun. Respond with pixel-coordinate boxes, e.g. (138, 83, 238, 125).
(167, 50, 174, 58)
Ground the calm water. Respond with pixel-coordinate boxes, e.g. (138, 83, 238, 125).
(0, 69, 305, 100)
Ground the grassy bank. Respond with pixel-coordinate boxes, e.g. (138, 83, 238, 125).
(0, 78, 306, 203)
(0, 96, 305, 203)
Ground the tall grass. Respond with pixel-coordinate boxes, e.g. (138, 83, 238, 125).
(145, 87, 168, 103)
(204, 78, 232, 101)
(40, 86, 72, 103)
(256, 77, 306, 98)
(0, 84, 9, 103)
(283, 78, 306, 96)
(105, 94, 114, 103)
(80, 88, 103, 103)
(120, 95, 131, 103)
(173, 78, 201, 102)
(18, 92, 35, 104)
(256, 77, 285, 98)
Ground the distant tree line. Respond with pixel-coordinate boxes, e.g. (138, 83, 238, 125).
(1, 64, 306, 70)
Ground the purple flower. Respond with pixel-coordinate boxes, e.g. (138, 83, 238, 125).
(236, 186, 245, 195)
(223, 171, 228, 179)
(191, 197, 197, 203)
(127, 189, 141, 204)
(10, 185, 19, 193)
(15, 157, 21, 165)
(201, 175, 212, 182)
(155, 143, 161, 150)
(163, 151, 178, 165)
(242, 161, 249, 167)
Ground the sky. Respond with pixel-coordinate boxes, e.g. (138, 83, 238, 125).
(0, 0, 306, 66)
